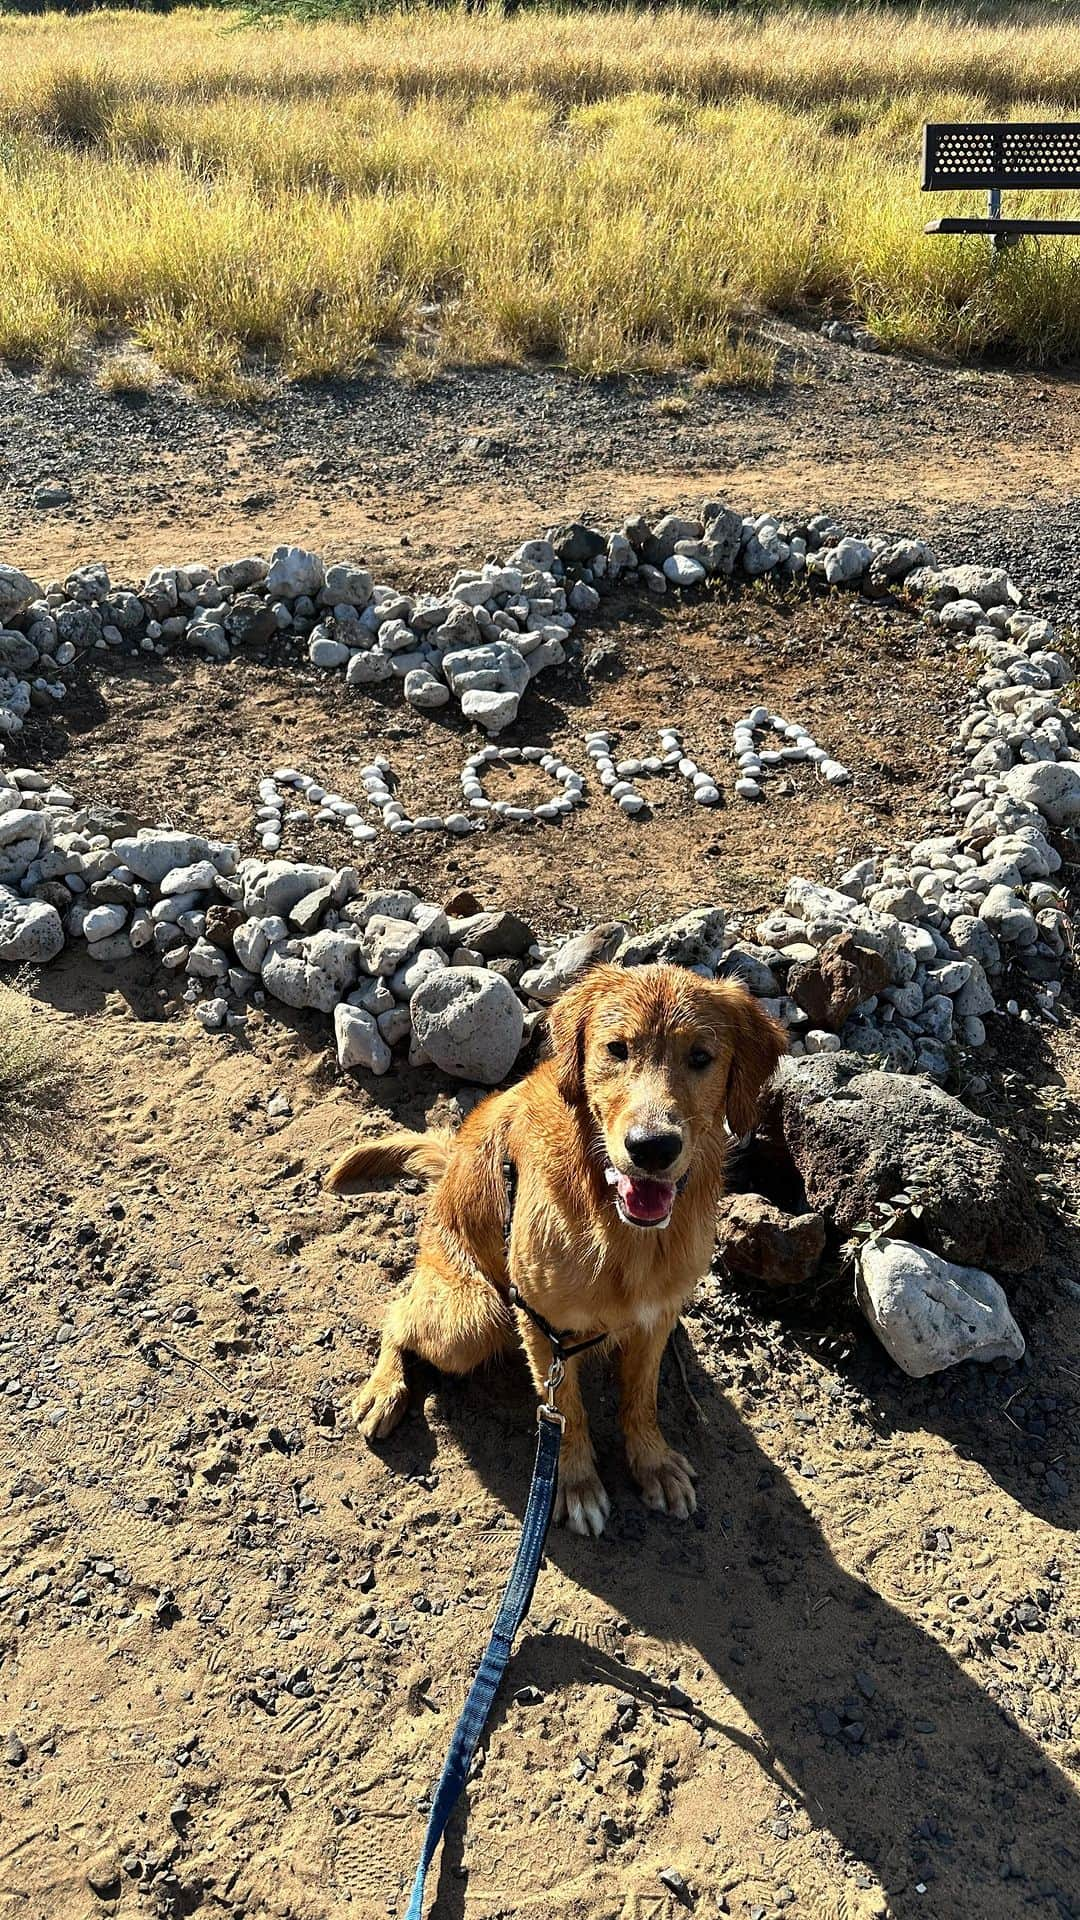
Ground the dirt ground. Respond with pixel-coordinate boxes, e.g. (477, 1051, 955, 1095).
(2, 326, 1080, 606)
(1, 393, 1079, 1920)
(20, 588, 965, 937)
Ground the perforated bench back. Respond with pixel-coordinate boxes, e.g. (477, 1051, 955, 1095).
(922, 122, 1080, 192)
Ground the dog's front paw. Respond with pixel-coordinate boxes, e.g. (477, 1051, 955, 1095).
(351, 1375, 408, 1442)
(554, 1467, 612, 1539)
(632, 1446, 697, 1520)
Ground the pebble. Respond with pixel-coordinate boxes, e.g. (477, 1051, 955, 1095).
(584, 724, 721, 814)
(731, 706, 852, 800)
(821, 758, 852, 784)
(460, 743, 585, 821)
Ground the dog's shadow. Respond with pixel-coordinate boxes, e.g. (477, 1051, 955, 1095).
(387, 1325, 1079, 1920)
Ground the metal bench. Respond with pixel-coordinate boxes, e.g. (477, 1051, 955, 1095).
(922, 122, 1080, 251)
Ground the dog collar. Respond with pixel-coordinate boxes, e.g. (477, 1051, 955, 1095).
(498, 1155, 608, 1361)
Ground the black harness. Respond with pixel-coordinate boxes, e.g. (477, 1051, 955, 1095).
(497, 1156, 609, 1365)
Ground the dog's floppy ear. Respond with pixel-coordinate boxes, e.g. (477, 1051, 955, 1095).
(714, 982, 787, 1138)
(546, 964, 618, 1107)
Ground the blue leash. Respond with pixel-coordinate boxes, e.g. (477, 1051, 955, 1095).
(403, 1156, 610, 1919)
(404, 1398, 563, 1920)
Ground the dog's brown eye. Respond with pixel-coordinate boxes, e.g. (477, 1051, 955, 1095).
(607, 1039, 629, 1062)
(688, 1046, 713, 1070)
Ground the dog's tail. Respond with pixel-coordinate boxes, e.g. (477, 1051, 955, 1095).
(325, 1129, 452, 1193)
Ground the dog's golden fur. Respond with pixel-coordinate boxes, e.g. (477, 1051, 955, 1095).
(327, 963, 786, 1536)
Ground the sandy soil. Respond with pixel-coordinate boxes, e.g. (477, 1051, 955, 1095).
(3, 334, 1080, 1919)
(1, 968, 1077, 1920)
(2, 566, 1078, 1920)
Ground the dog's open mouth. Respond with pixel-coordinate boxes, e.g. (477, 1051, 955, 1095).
(605, 1167, 677, 1230)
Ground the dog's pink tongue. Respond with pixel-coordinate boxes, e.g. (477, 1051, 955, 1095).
(617, 1172, 676, 1223)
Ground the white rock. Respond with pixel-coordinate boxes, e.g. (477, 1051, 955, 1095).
(346, 650, 395, 687)
(785, 877, 856, 922)
(376, 1004, 412, 1047)
(803, 1029, 843, 1053)
(390, 946, 447, 999)
(1003, 760, 1080, 827)
(342, 887, 417, 927)
(411, 902, 451, 947)
(113, 832, 235, 888)
(0, 887, 63, 963)
(662, 553, 706, 588)
(334, 1002, 392, 1075)
(377, 617, 418, 654)
(509, 539, 555, 571)
(349, 975, 395, 1016)
(303, 929, 360, 990)
(857, 1238, 1024, 1378)
(240, 860, 334, 918)
(404, 668, 451, 710)
(233, 914, 288, 973)
(952, 961, 995, 1016)
(266, 544, 324, 599)
(932, 563, 1020, 611)
(159, 860, 220, 896)
(460, 688, 520, 733)
(83, 903, 127, 942)
(0, 565, 43, 624)
(410, 966, 523, 1085)
(938, 597, 985, 634)
(324, 563, 373, 607)
(741, 532, 781, 576)
(185, 937, 229, 979)
(216, 556, 267, 592)
(979, 884, 1037, 942)
(85, 932, 134, 963)
(443, 640, 529, 696)
(822, 538, 871, 585)
(525, 637, 566, 678)
(261, 948, 336, 1013)
(358, 913, 424, 977)
(0, 808, 46, 853)
(309, 635, 351, 669)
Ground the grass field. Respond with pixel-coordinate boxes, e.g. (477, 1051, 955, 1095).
(1, 5, 1078, 395)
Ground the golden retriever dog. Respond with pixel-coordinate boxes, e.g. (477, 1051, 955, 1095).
(327, 962, 786, 1537)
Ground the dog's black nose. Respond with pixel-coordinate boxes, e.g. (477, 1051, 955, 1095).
(624, 1127, 683, 1174)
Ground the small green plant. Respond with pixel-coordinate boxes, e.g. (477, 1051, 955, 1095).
(846, 1181, 932, 1316)
(849, 1180, 930, 1251)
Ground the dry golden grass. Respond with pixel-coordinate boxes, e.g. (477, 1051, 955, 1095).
(1, 5, 1078, 394)
(95, 346, 164, 395)
(0, 976, 68, 1158)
